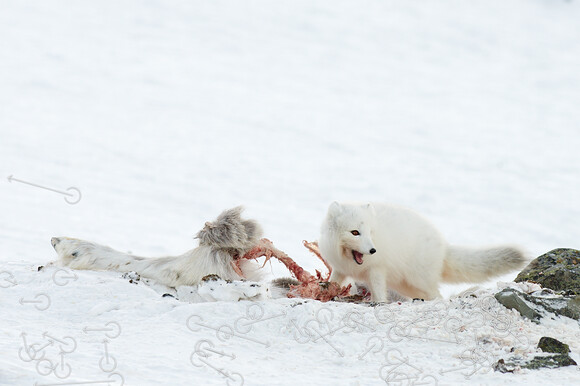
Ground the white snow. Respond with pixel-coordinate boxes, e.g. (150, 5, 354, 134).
(1, 0, 580, 385)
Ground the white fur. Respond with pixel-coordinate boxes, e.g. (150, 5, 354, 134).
(319, 202, 527, 302)
(50, 207, 264, 288)
(51, 237, 263, 287)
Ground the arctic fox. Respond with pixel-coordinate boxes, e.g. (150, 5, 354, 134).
(318, 202, 527, 302)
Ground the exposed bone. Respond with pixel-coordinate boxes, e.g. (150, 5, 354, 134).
(236, 238, 351, 302)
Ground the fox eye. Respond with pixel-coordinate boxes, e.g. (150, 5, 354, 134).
(350, 230, 360, 236)
(72, 252, 78, 257)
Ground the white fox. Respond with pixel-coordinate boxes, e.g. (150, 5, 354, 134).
(318, 202, 527, 302)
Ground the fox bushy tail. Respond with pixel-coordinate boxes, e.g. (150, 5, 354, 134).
(441, 245, 527, 283)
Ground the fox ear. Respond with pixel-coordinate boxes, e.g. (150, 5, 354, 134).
(366, 203, 376, 215)
(328, 201, 343, 215)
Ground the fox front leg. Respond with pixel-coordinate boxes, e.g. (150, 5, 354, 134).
(368, 271, 388, 303)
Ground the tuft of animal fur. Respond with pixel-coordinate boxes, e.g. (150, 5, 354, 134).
(196, 206, 263, 256)
(51, 207, 263, 287)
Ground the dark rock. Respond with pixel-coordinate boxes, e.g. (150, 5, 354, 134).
(493, 359, 515, 373)
(537, 337, 570, 354)
(515, 248, 580, 295)
(121, 271, 141, 284)
(521, 354, 577, 369)
(494, 288, 579, 321)
(496, 337, 577, 371)
(494, 288, 542, 322)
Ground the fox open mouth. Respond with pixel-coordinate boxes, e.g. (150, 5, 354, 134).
(352, 250, 364, 265)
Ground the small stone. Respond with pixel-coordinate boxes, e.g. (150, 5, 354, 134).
(201, 274, 221, 282)
(493, 359, 515, 373)
(537, 337, 570, 354)
(121, 271, 140, 283)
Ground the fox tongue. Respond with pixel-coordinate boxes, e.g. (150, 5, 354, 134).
(352, 250, 364, 265)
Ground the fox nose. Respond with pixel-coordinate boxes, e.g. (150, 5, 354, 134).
(369, 248, 376, 254)
(51, 237, 60, 248)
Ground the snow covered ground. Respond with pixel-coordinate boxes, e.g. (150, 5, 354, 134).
(1, 0, 579, 384)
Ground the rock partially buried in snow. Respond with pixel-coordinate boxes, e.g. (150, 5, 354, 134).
(496, 248, 580, 322)
(519, 354, 577, 370)
(494, 336, 577, 372)
(494, 288, 543, 322)
(494, 287, 579, 322)
(537, 336, 571, 354)
(514, 248, 580, 295)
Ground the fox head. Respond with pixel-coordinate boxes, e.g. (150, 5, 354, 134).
(324, 201, 377, 266)
(51, 237, 99, 263)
